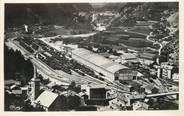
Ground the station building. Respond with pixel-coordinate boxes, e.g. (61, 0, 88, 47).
(69, 48, 138, 82)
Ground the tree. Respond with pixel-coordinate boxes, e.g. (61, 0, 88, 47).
(23, 99, 45, 111)
(67, 81, 81, 93)
(67, 95, 81, 110)
(4, 45, 34, 85)
(68, 81, 76, 89)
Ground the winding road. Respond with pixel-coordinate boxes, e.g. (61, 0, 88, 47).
(146, 33, 163, 55)
(125, 29, 163, 55)
(146, 30, 178, 64)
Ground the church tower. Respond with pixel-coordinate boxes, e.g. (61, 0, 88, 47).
(29, 65, 40, 103)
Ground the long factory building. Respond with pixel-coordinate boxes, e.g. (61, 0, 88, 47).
(69, 48, 138, 82)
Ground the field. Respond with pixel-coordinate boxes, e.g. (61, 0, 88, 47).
(51, 28, 72, 35)
(89, 29, 160, 54)
(128, 26, 151, 35)
(51, 26, 158, 53)
(100, 31, 156, 49)
(119, 37, 156, 48)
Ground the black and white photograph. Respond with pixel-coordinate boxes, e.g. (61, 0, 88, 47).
(4, 2, 179, 111)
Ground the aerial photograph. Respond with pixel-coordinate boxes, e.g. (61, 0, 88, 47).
(4, 2, 179, 111)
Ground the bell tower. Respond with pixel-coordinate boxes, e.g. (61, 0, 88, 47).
(29, 64, 40, 103)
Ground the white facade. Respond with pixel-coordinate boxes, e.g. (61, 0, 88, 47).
(161, 63, 173, 79)
(34, 90, 58, 111)
(172, 73, 179, 82)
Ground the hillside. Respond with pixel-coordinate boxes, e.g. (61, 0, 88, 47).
(109, 2, 178, 27)
(5, 4, 94, 29)
(167, 12, 179, 27)
(91, 3, 126, 12)
(108, 2, 179, 65)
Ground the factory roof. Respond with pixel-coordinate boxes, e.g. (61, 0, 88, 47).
(72, 48, 128, 73)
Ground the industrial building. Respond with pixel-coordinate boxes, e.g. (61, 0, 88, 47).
(69, 48, 137, 82)
(81, 84, 117, 106)
(81, 84, 116, 100)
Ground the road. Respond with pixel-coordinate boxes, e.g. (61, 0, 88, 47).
(147, 31, 178, 64)
(145, 33, 165, 56)
(61, 32, 97, 38)
(146, 34, 163, 64)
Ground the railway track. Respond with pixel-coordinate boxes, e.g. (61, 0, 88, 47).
(7, 38, 131, 94)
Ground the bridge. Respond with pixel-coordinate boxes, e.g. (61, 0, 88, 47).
(130, 92, 179, 101)
(146, 92, 179, 98)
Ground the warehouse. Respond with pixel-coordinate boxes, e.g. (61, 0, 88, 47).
(70, 48, 136, 82)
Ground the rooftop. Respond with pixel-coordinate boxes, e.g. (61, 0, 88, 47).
(35, 90, 59, 108)
(72, 48, 128, 73)
(120, 53, 137, 60)
(139, 52, 156, 60)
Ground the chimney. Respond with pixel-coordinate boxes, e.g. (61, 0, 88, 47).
(24, 24, 28, 32)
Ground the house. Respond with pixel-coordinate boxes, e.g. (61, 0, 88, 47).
(168, 85, 179, 91)
(161, 63, 174, 79)
(5, 81, 29, 95)
(21, 86, 28, 95)
(34, 90, 65, 111)
(132, 101, 149, 110)
(46, 82, 57, 88)
(172, 73, 179, 82)
(5, 80, 21, 86)
(139, 53, 156, 65)
(10, 84, 22, 95)
(120, 53, 138, 63)
(119, 93, 145, 106)
(5, 80, 21, 90)
(156, 63, 174, 79)
(141, 84, 159, 94)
